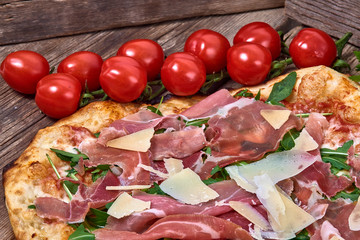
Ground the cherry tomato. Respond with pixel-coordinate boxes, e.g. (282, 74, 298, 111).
(289, 28, 337, 68)
(184, 29, 230, 74)
(57, 51, 103, 92)
(0, 50, 49, 94)
(100, 56, 147, 102)
(117, 39, 164, 81)
(227, 42, 272, 86)
(35, 73, 82, 119)
(233, 22, 281, 60)
(161, 52, 206, 96)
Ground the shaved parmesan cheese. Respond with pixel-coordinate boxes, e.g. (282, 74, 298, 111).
(260, 109, 291, 130)
(292, 128, 319, 151)
(268, 186, 316, 237)
(253, 174, 285, 224)
(138, 163, 169, 179)
(106, 185, 152, 190)
(229, 201, 271, 230)
(225, 150, 318, 192)
(159, 168, 219, 205)
(164, 158, 184, 176)
(106, 128, 154, 152)
(349, 196, 360, 231)
(107, 192, 151, 219)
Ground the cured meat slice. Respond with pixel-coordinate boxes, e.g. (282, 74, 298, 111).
(181, 89, 237, 118)
(205, 99, 302, 158)
(293, 161, 352, 198)
(150, 127, 206, 160)
(95, 214, 253, 240)
(35, 197, 89, 224)
(106, 180, 258, 232)
(80, 141, 151, 185)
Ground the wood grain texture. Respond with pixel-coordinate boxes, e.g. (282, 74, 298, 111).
(0, 0, 284, 45)
(285, 0, 360, 46)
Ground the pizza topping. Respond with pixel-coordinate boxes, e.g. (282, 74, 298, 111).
(95, 214, 253, 240)
(107, 192, 151, 219)
(292, 128, 319, 151)
(106, 127, 155, 152)
(159, 168, 219, 205)
(163, 158, 184, 175)
(150, 127, 206, 160)
(260, 109, 291, 130)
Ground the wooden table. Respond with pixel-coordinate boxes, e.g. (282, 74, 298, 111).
(0, 2, 359, 239)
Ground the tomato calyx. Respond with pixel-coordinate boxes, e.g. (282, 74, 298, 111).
(332, 32, 353, 72)
(200, 70, 230, 94)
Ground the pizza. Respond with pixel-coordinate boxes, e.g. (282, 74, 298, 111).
(4, 65, 360, 240)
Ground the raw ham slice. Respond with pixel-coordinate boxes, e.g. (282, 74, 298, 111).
(150, 127, 206, 160)
(35, 197, 89, 224)
(98, 110, 185, 145)
(181, 89, 237, 118)
(106, 180, 258, 232)
(74, 171, 121, 208)
(95, 214, 253, 240)
(293, 161, 352, 198)
(205, 99, 302, 158)
(310, 220, 345, 240)
(304, 113, 329, 147)
(80, 141, 151, 185)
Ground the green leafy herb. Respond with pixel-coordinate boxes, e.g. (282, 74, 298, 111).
(290, 229, 310, 240)
(105, 201, 114, 209)
(50, 148, 88, 167)
(93, 132, 100, 138)
(85, 208, 109, 228)
(350, 51, 360, 81)
(254, 89, 261, 101)
(203, 165, 229, 185)
(200, 70, 229, 94)
(268, 58, 293, 79)
(146, 96, 164, 116)
(235, 89, 254, 98)
(47, 154, 73, 200)
(143, 182, 168, 195)
(28, 205, 36, 209)
(68, 224, 95, 240)
(154, 128, 166, 134)
(320, 140, 353, 175)
(295, 113, 333, 118)
(63, 180, 80, 195)
(203, 146, 212, 155)
(279, 128, 301, 151)
(266, 72, 297, 105)
(332, 187, 360, 201)
(332, 59, 351, 71)
(335, 32, 353, 59)
(90, 165, 110, 182)
(185, 118, 209, 127)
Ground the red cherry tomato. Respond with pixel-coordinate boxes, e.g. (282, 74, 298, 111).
(227, 42, 272, 86)
(117, 39, 164, 81)
(233, 22, 281, 60)
(100, 56, 147, 102)
(184, 29, 230, 74)
(35, 73, 82, 119)
(161, 52, 206, 96)
(0, 50, 49, 94)
(57, 51, 103, 91)
(289, 28, 337, 68)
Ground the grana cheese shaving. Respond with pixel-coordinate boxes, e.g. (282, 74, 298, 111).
(260, 109, 291, 130)
(106, 128, 154, 152)
(107, 192, 151, 219)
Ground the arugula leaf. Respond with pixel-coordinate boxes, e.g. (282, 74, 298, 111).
(332, 187, 360, 201)
(50, 148, 88, 167)
(85, 208, 108, 228)
(105, 201, 114, 209)
(143, 183, 168, 195)
(63, 181, 79, 195)
(147, 106, 163, 116)
(354, 51, 360, 71)
(235, 89, 254, 98)
(350, 75, 360, 82)
(280, 128, 301, 151)
(266, 72, 297, 105)
(28, 205, 36, 209)
(93, 132, 100, 138)
(90, 165, 110, 182)
(254, 89, 261, 101)
(320, 140, 353, 174)
(185, 118, 209, 127)
(203, 165, 229, 185)
(68, 224, 95, 240)
(290, 229, 310, 240)
(203, 146, 212, 155)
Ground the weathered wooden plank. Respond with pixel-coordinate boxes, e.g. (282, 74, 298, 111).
(0, 0, 284, 45)
(285, 0, 360, 46)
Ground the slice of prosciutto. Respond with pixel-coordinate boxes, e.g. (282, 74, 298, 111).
(205, 99, 303, 158)
(95, 214, 253, 240)
(106, 180, 258, 233)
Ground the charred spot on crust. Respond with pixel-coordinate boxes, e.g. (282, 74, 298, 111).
(31, 233, 36, 238)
